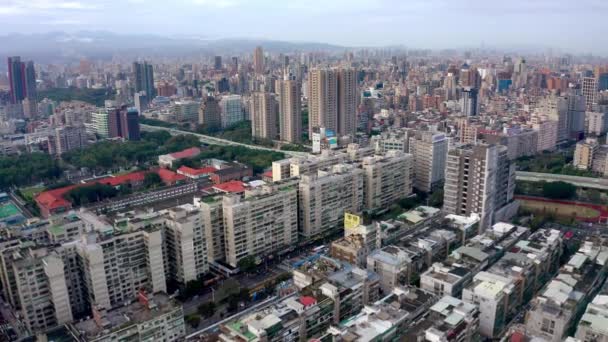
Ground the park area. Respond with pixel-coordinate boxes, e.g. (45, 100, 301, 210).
(516, 195, 608, 223)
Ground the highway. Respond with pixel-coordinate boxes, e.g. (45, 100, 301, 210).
(516, 171, 608, 191)
(141, 124, 310, 158)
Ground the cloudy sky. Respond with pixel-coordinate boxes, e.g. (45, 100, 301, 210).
(0, 0, 607, 53)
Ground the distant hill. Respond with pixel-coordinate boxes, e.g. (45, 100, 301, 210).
(0, 31, 346, 65)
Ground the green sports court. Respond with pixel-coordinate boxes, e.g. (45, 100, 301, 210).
(0, 202, 21, 219)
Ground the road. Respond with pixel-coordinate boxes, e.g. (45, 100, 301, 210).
(141, 124, 310, 158)
(516, 171, 608, 191)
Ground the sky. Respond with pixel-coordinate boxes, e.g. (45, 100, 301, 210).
(0, 0, 607, 53)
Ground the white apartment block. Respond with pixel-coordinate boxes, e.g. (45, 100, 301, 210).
(367, 246, 412, 295)
(298, 164, 364, 239)
(586, 111, 607, 136)
(408, 131, 448, 192)
(222, 183, 299, 268)
(361, 151, 413, 211)
(219, 95, 244, 128)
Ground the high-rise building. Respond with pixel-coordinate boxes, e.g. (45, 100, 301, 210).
(253, 46, 265, 74)
(48, 125, 89, 155)
(567, 94, 586, 138)
(91, 109, 111, 138)
(214, 55, 222, 70)
(219, 95, 244, 128)
(582, 76, 598, 108)
(222, 184, 298, 267)
(337, 67, 358, 137)
(198, 96, 222, 130)
(276, 74, 302, 143)
(120, 108, 141, 141)
(308, 67, 358, 138)
(25, 61, 37, 101)
(298, 164, 364, 239)
(250, 92, 278, 140)
(133, 61, 155, 98)
(444, 144, 501, 231)
(573, 138, 600, 170)
(538, 94, 570, 142)
(408, 131, 448, 192)
(8, 56, 26, 104)
(308, 68, 338, 135)
(586, 111, 608, 136)
(361, 151, 413, 211)
(461, 87, 479, 116)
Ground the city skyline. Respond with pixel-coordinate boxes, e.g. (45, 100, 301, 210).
(0, 0, 608, 54)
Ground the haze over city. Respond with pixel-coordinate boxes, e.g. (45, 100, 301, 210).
(1, 0, 608, 53)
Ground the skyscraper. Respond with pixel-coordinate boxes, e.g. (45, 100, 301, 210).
(8, 56, 26, 104)
(253, 46, 265, 74)
(24, 61, 37, 102)
(214, 56, 222, 70)
(250, 92, 277, 140)
(461, 87, 479, 116)
(338, 67, 358, 137)
(308, 68, 338, 136)
(120, 108, 141, 141)
(582, 76, 598, 108)
(133, 61, 155, 98)
(276, 74, 302, 143)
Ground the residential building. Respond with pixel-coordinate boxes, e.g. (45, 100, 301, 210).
(408, 131, 448, 192)
(173, 100, 200, 123)
(308, 67, 338, 136)
(533, 118, 559, 152)
(199, 96, 222, 130)
(219, 95, 244, 128)
(361, 151, 413, 211)
(575, 282, 608, 342)
(574, 138, 600, 170)
(443, 144, 504, 231)
(367, 246, 412, 295)
(250, 92, 278, 140)
(337, 67, 358, 137)
(276, 74, 302, 143)
(222, 182, 298, 267)
(583, 76, 598, 107)
(525, 240, 608, 342)
(407, 296, 480, 342)
(298, 164, 364, 239)
(47, 125, 88, 155)
(323, 287, 436, 342)
(371, 128, 414, 153)
(586, 111, 607, 136)
(253, 46, 265, 74)
(70, 292, 185, 342)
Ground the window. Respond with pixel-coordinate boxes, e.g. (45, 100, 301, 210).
(541, 318, 555, 335)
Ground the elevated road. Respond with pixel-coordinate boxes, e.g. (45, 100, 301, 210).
(516, 171, 608, 191)
(141, 124, 309, 158)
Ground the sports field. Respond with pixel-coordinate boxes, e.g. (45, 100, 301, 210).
(0, 202, 20, 219)
(516, 195, 608, 222)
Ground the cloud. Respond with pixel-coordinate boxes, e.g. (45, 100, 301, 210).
(1, 0, 97, 13)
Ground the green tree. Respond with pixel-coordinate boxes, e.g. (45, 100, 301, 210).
(428, 189, 444, 207)
(197, 302, 216, 318)
(542, 181, 576, 199)
(185, 314, 201, 328)
(143, 172, 163, 189)
(237, 255, 257, 273)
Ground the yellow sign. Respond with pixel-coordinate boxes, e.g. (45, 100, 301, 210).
(344, 212, 361, 229)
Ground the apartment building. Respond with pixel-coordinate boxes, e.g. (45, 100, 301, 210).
(163, 204, 209, 284)
(371, 128, 414, 153)
(0, 245, 72, 333)
(367, 246, 411, 295)
(525, 240, 608, 342)
(408, 131, 448, 192)
(324, 286, 437, 341)
(298, 164, 364, 239)
(574, 138, 600, 170)
(586, 111, 607, 136)
(76, 222, 166, 310)
(361, 151, 413, 211)
(443, 144, 499, 232)
(222, 183, 298, 268)
(407, 296, 480, 342)
(575, 282, 608, 342)
(70, 292, 185, 342)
